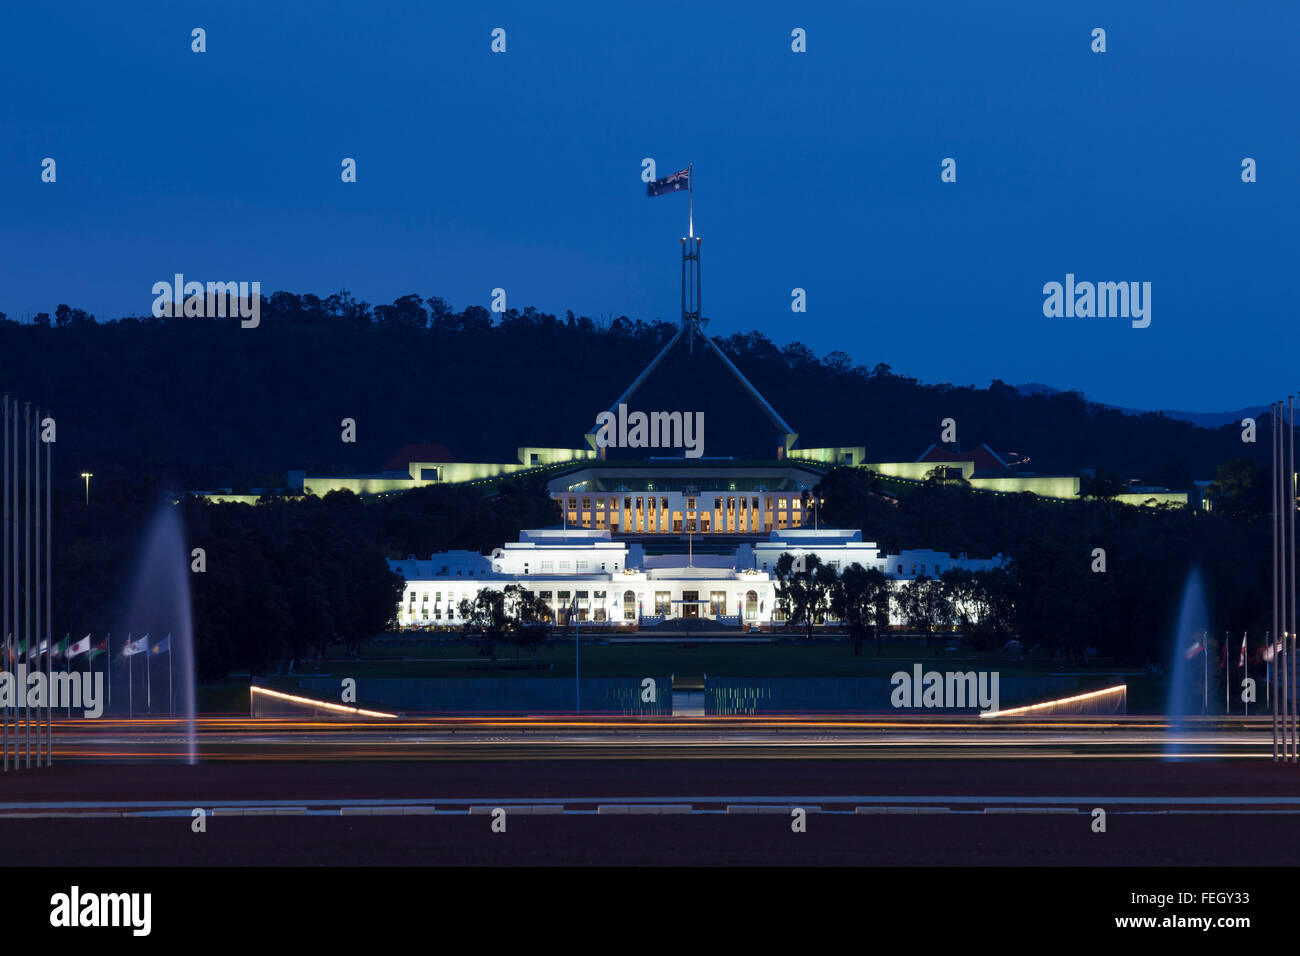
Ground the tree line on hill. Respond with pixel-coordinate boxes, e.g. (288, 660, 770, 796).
(0, 290, 1264, 495)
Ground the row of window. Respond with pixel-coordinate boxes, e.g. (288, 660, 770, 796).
(564, 504, 805, 532)
(403, 588, 764, 621)
(536, 560, 600, 572)
(566, 495, 803, 511)
(898, 564, 944, 576)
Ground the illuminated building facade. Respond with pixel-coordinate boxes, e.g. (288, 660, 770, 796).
(547, 464, 828, 534)
(389, 527, 1006, 628)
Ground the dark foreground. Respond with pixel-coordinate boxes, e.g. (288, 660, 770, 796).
(2, 758, 1298, 865)
(8, 813, 1300, 866)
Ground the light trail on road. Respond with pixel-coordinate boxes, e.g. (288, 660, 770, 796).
(26, 713, 1283, 762)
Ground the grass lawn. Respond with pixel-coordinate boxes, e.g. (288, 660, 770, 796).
(264, 638, 1148, 682)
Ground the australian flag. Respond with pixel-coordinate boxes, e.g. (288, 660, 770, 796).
(647, 167, 690, 197)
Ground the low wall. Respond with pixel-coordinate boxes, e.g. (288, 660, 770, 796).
(283, 675, 672, 716)
(705, 674, 1108, 715)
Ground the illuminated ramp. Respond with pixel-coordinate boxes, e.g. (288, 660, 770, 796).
(982, 684, 1127, 718)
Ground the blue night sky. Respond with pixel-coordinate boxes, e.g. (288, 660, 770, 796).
(1, 1, 1295, 411)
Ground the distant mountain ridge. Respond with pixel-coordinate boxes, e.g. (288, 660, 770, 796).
(1014, 383, 1267, 430)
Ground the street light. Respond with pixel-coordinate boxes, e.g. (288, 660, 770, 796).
(80, 472, 92, 506)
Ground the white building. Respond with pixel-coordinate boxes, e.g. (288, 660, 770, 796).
(389, 527, 1007, 628)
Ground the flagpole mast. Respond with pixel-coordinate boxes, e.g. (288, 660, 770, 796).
(33, 406, 40, 767)
(7, 399, 14, 773)
(23, 403, 31, 768)
(2, 394, 8, 774)
(13, 399, 20, 769)
(43, 412, 51, 766)
(10, 400, 19, 771)
(688, 162, 694, 240)
(679, 163, 701, 356)
(127, 632, 133, 718)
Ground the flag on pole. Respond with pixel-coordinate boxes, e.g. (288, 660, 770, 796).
(35, 637, 68, 659)
(88, 635, 109, 658)
(1264, 639, 1283, 662)
(1239, 633, 1248, 668)
(647, 167, 690, 197)
(149, 636, 170, 656)
(67, 635, 92, 658)
(36, 637, 66, 660)
(121, 635, 149, 657)
(1185, 639, 1205, 659)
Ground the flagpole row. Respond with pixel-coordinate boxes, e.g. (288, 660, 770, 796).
(1269, 397, 1298, 765)
(1244, 631, 1249, 717)
(1274, 402, 1280, 760)
(1289, 396, 1296, 763)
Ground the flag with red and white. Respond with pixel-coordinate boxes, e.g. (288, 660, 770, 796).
(67, 635, 92, 658)
(121, 635, 149, 657)
(1185, 639, 1205, 659)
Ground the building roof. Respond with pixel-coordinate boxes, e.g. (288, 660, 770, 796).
(587, 325, 798, 459)
(548, 463, 824, 494)
(915, 443, 1010, 473)
(383, 443, 458, 471)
